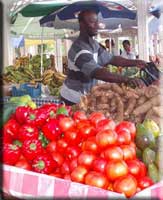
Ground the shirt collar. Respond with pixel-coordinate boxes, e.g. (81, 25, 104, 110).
(78, 33, 95, 45)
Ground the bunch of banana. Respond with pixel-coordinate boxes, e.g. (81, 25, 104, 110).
(42, 69, 55, 85)
(23, 67, 35, 79)
(48, 85, 60, 97)
(19, 56, 29, 67)
(3, 65, 36, 84)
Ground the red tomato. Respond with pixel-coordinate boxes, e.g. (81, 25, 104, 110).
(71, 165, 88, 183)
(64, 129, 81, 144)
(73, 111, 87, 122)
(103, 146, 123, 161)
(79, 124, 96, 139)
(126, 159, 141, 178)
(120, 145, 136, 161)
(81, 137, 99, 154)
(96, 130, 118, 149)
(64, 174, 71, 180)
(51, 151, 64, 167)
(66, 146, 81, 160)
(69, 158, 78, 172)
(46, 141, 57, 153)
(105, 160, 128, 181)
(92, 157, 107, 173)
(117, 129, 131, 145)
(76, 120, 91, 130)
(96, 119, 116, 132)
(137, 176, 154, 189)
(59, 117, 75, 132)
(85, 171, 109, 189)
(56, 138, 69, 154)
(78, 151, 96, 168)
(15, 159, 31, 171)
(115, 121, 136, 140)
(113, 174, 137, 198)
(130, 141, 136, 149)
(60, 160, 70, 175)
(89, 112, 105, 126)
(139, 161, 147, 177)
(50, 172, 63, 178)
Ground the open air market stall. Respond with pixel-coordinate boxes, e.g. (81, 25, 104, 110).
(1, 0, 163, 199)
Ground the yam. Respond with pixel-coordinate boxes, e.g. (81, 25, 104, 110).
(110, 98, 116, 107)
(124, 87, 139, 99)
(145, 109, 155, 119)
(92, 90, 104, 97)
(96, 104, 109, 110)
(133, 95, 161, 116)
(111, 83, 124, 95)
(153, 106, 163, 118)
(137, 96, 147, 105)
(100, 96, 109, 104)
(79, 95, 88, 111)
(91, 83, 111, 93)
(105, 91, 114, 98)
(124, 98, 137, 116)
(134, 87, 146, 96)
(105, 112, 110, 118)
(144, 85, 160, 98)
(114, 95, 124, 122)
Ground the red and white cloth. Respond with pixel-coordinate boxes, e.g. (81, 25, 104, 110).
(3, 164, 163, 199)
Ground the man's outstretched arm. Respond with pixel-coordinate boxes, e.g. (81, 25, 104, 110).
(109, 56, 147, 68)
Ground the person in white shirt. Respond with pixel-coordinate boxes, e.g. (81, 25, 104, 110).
(121, 40, 137, 76)
(121, 40, 136, 59)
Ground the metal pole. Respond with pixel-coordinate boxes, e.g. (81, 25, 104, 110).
(137, 0, 149, 61)
(40, 27, 44, 76)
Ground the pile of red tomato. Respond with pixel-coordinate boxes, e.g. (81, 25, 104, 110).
(1, 103, 154, 198)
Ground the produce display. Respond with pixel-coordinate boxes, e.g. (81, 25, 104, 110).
(136, 119, 162, 183)
(0, 95, 36, 128)
(1, 64, 66, 97)
(2, 101, 160, 198)
(42, 70, 66, 96)
(77, 83, 160, 124)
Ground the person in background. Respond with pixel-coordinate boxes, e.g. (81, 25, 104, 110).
(121, 40, 136, 59)
(60, 10, 147, 105)
(105, 39, 116, 55)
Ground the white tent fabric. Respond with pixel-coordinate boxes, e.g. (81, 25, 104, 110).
(11, 14, 75, 39)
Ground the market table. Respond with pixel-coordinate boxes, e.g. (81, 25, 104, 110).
(2, 164, 163, 200)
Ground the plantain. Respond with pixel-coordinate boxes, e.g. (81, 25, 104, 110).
(24, 67, 35, 79)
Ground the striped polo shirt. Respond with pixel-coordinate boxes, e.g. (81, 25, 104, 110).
(60, 34, 113, 103)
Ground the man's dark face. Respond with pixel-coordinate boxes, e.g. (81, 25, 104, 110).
(80, 11, 99, 37)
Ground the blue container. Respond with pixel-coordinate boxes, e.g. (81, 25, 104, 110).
(26, 83, 41, 98)
(12, 86, 27, 96)
(12, 83, 41, 98)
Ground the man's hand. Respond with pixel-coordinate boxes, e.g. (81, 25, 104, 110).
(128, 77, 145, 88)
(135, 60, 147, 68)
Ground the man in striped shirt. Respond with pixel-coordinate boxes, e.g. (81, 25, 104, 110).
(60, 10, 147, 105)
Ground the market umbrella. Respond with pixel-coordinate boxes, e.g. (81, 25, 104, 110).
(40, 0, 136, 27)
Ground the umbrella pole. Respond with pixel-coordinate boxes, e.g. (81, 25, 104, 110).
(40, 27, 44, 76)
